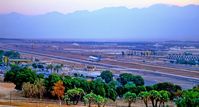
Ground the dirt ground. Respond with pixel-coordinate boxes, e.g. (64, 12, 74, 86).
(0, 82, 16, 98)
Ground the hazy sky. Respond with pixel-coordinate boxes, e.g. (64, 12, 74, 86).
(1, 0, 199, 15)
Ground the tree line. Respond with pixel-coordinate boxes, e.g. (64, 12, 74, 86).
(4, 65, 199, 107)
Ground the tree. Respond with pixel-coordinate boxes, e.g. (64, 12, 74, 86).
(132, 75, 144, 86)
(0, 50, 4, 63)
(106, 85, 117, 101)
(51, 80, 65, 106)
(117, 73, 144, 86)
(174, 90, 199, 107)
(84, 92, 97, 107)
(22, 82, 35, 98)
(139, 92, 150, 107)
(63, 76, 73, 90)
(135, 86, 146, 95)
(4, 65, 23, 83)
(66, 88, 85, 105)
(54, 64, 62, 73)
(34, 78, 46, 99)
(22, 79, 46, 99)
(146, 86, 154, 91)
(118, 73, 134, 85)
(149, 90, 161, 107)
(79, 78, 90, 93)
(153, 82, 181, 99)
(4, 51, 20, 59)
(15, 68, 37, 89)
(95, 95, 107, 107)
(124, 82, 136, 92)
(5, 67, 37, 90)
(116, 86, 126, 97)
(32, 63, 37, 69)
(100, 70, 113, 83)
(159, 90, 170, 107)
(91, 79, 106, 97)
(123, 92, 137, 107)
(124, 83, 146, 95)
(47, 64, 54, 72)
(105, 81, 117, 101)
(45, 73, 61, 93)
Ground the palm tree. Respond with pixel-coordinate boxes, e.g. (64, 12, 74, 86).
(54, 65, 62, 73)
(47, 64, 54, 73)
(34, 78, 46, 99)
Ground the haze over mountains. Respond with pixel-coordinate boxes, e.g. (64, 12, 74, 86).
(0, 4, 199, 41)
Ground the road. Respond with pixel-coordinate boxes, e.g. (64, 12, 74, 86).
(1, 47, 199, 89)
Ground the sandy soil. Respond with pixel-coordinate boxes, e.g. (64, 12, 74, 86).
(0, 83, 16, 99)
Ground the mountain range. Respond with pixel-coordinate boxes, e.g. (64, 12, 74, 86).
(0, 4, 199, 41)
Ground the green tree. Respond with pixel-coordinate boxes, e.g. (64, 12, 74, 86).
(134, 86, 146, 95)
(118, 73, 144, 86)
(15, 68, 37, 89)
(159, 90, 170, 107)
(174, 90, 199, 107)
(45, 73, 61, 93)
(32, 63, 37, 69)
(106, 85, 117, 101)
(124, 82, 136, 92)
(104, 80, 117, 101)
(47, 64, 54, 72)
(4, 51, 20, 59)
(132, 75, 144, 86)
(153, 82, 181, 99)
(146, 86, 154, 91)
(116, 86, 126, 97)
(63, 76, 73, 90)
(100, 70, 113, 83)
(118, 73, 134, 85)
(95, 95, 107, 107)
(149, 90, 161, 107)
(54, 64, 62, 73)
(123, 92, 137, 107)
(0, 50, 4, 63)
(84, 92, 97, 107)
(66, 88, 85, 105)
(91, 79, 106, 97)
(4, 65, 23, 83)
(139, 91, 150, 107)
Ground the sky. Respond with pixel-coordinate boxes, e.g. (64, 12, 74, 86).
(0, 0, 199, 40)
(0, 0, 199, 15)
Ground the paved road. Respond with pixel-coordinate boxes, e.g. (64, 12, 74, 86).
(1, 48, 199, 89)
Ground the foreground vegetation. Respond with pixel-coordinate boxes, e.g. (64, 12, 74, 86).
(4, 65, 199, 107)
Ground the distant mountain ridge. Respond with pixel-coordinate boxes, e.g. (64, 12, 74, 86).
(0, 4, 199, 41)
